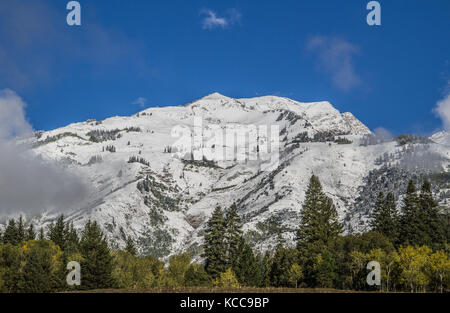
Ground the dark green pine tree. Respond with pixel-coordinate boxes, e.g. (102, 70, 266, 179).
(418, 180, 447, 249)
(261, 252, 272, 287)
(370, 192, 398, 242)
(19, 241, 66, 292)
(296, 175, 342, 286)
(48, 215, 67, 250)
(268, 242, 299, 287)
(17, 216, 26, 243)
(64, 222, 80, 255)
(125, 236, 137, 256)
(371, 192, 385, 225)
(46, 222, 54, 239)
(252, 253, 271, 288)
(184, 264, 212, 287)
(21, 245, 53, 292)
(38, 228, 45, 240)
(224, 203, 243, 268)
(296, 175, 343, 252)
(231, 238, 260, 286)
(26, 223, 37, 241)
(398, 180, 422, 246)
(0, 244, 23, 292)
(202, 206, 227, 279)
(313, 248, 338, 288)
(3, 219, 19, 245)
(79, 220, 115, 289)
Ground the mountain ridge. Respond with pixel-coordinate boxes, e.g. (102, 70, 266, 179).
(4, 93, 449, 259)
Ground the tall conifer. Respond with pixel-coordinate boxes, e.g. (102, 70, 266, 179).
(370, 192, 398, 242)
(297, 175, 342, 251)
(3, 219, 19, 245)
(17, 216, 25, 243)
(125, 236, 137, 256)
(79, 220, 115, 289)
(48, 215, 66, 250)
(203, 206, 227, 279)
(224, 203, 243, 267)
(418, 180, 446, 249)
(26, 223, 36, 241)
(398, 180, 422, 246)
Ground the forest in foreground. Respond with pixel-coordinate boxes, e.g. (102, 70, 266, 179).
(0, 175, 448, 293)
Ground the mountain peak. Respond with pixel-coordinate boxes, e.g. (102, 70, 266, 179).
(184, 92, 233, 110)
(183, 94, 371, 135)
(200, 92, 231, 101)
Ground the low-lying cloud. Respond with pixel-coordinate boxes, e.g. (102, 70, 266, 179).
(0, 89, 88, 215)
(307, 36, 361, 92)
(373, 127, 393, 141)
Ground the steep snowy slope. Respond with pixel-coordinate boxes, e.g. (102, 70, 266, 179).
(431, 131, 450, 146)
(6, 93, 450, 258)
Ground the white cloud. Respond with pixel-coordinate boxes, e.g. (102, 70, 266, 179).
(373, 127, 393, 141)
(0, 89, 33, 140)
(132, 97, 147, 108)
(0, 89, 88, 215)
(433, 89, 450, 131)
(200, 8, 241, 30)
(307, 36, 361, 92)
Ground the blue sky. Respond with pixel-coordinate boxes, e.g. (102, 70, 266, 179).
(0, 0, 449, 135)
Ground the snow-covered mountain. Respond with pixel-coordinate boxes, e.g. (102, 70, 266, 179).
(6, 93, 450, 259)
(431, 131, 450, 146)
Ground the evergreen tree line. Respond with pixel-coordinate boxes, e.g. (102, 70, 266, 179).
(0, 216, 114, 292)
(370, 180, 448, 250)
(201, 175, 449, 292)
(0, 175, 448, 292)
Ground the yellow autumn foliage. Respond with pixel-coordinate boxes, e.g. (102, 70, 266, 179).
(214, 268, 240, 288)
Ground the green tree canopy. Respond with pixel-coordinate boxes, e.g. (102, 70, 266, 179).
(203, 206, 227, 279)
(79, 220, 115, 289)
